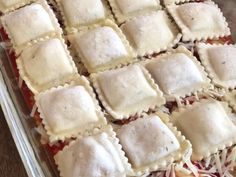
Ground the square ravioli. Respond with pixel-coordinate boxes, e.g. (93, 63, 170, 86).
(172, 99, 236, 161)
(108, 0, 162, 23)
(1, 0, 61, 51)
(116, 114, 189, 174)
(54, 129, 129, 177)
(91, 64, 165, 119)
(167, 2, 230, 41)
(36, 76, 107, 142)
(121, 11, 181, 56)
(197, 43, 236, 89)
(144, 46, 212, 97)
(56, 0, 112, 33)
(69, 20, 135, 73)
(0, 0, 33, 13)
(16, 38, 77, 94)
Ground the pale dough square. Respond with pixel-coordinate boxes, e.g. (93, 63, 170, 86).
(197, 43, 236, 89)
(75, 27, 127, 71)
(70, 21, 135, 73)
(17, 38, 77, 94)
(1, 0, 61, 50)
(36, 77, 107, 142)
(56, 0, 112, 32)
(167, 2, 230, 41)
(208, 46, 236, 81)
(144, 47, 211, 97)
(121, 11, 181, 56)
(172, 99, 236, 160)
(116, 0, 158, 15)
(108, 0, 162, 23)
(61, 0, 105, 25)
(54, 131, 127, 177)
(117, 115, 180, 168)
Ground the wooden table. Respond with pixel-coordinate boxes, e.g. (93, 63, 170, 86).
(0, 108, 27, 177)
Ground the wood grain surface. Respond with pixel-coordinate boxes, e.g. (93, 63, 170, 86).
(0, 108, 27, 177)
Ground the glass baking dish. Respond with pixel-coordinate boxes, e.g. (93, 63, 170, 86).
(0, 33, 57, 177)
(0, 0, 236, 177)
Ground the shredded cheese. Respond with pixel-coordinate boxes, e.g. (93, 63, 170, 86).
(18, 77, 23, 89)
(182, 148, 199, 177)
(198, 166, 217, 174)
(165, 168, 171, 177)
(208, 89, 226, 98)
(200, 174, 212, 177)
(177, 42, 195, 51)
(171, 164, 176, 177)
(0, 41, 12, 50)
(174, 96, 182, 108)
(204, 156, 212, 168)
(34, 125, 49, 144)
(30, 103, 37, 118)
(227, 146, 236, 170)
(221, 149, 228, 167)
(224, 170, 233, 177)
(214, 152, 223, 176)
(175, 163, 192, 175)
